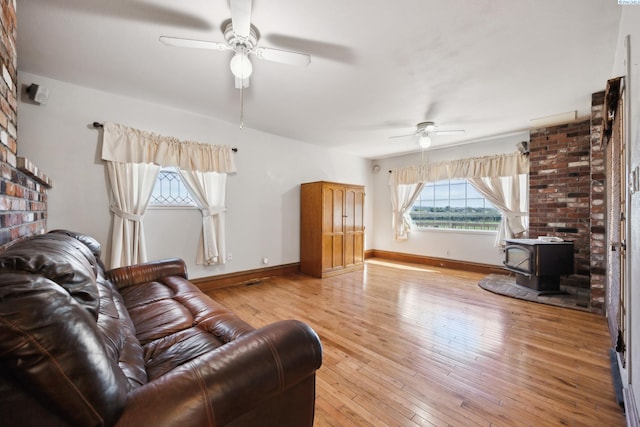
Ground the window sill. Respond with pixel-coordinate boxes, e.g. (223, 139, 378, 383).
(147, 205, 198, 211)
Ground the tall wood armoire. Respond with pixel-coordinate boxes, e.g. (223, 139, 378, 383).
(300, 181, 365, 278)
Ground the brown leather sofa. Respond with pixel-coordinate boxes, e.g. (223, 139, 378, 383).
(0, 230, 322, 426)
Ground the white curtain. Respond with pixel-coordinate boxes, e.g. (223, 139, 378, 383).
(391, 152, 528, 184)
(388, 163, 448, 186)
(390, 182, 424, 240)
(106, 161, 160, 268)
(102, 122, 236, 172)
(445, 152, 528, 179)
(467, 175, 528, 247)
(389, 152, 529, 244)
(101, 122, 236, 268)
(178, 169, 228, 265)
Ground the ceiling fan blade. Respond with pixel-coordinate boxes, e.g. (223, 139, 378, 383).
(230, 0, 252, 38)
(388, 133, 416, 139)
(253, 47, 311, 66)
(159, 36, 230, 51)
(433, 130, 465, 136)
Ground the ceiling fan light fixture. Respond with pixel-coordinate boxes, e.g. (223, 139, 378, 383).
(230, 50, 253, 79)
(418, 134, 432, 149)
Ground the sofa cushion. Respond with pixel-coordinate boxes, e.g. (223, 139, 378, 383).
(0, 270, 129, 426)
(43, 230, 148, 387)
(47, 230, 148, 388)
(95, 269, 148, 388)
(119, 274, 255, 381)
(50, 229, 104, 260)
(0, 232, 135, 426)
(0, 232, 101, 318)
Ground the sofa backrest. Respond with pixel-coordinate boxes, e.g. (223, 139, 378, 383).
(0, 231, 143, 426)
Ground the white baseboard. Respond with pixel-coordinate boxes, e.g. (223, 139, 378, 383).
(624, 387, 640, 427)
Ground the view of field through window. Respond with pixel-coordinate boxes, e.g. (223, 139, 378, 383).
(410, 179, 500, 231)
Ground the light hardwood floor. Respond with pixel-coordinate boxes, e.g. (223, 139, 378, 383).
(206, 259, 626, 426)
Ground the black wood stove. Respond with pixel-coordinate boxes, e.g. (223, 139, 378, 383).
(503, 238, 574, 292)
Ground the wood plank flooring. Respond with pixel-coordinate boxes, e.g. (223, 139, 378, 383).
(205, 259, 625, 426)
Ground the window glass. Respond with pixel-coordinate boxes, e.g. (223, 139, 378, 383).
(150, 167, 197, 207)
(410, 179, 501, 231)
(467, 185, 483, 199)
(434, 183, 449, 200)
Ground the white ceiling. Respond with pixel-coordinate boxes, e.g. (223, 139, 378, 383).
(16, 0, 622, 159)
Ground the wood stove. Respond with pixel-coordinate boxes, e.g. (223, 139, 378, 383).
(504, 238, 574, 292)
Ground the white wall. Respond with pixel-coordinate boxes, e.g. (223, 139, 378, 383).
(16, 72, 372, 278)
(369, 133, 529, 266)
(611, 5, 640, 421)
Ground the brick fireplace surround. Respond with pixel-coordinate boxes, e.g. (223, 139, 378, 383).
(0, 0, 52, 251)
(0, 0, 607, 313)
(528, 92, 606, 313)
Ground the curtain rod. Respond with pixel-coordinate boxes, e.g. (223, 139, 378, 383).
(92, 122, 238, 152)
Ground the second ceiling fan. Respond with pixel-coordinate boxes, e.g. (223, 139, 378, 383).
(390, 121, 465, 149)
(159, 0, 311, 89)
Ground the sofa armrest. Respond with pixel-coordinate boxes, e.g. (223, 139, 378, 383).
(106, 259, 187, 290)
(114, 319, 322, 427)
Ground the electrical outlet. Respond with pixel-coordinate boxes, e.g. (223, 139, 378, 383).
(262, 257, 269, 265)
(227, 253, 233, 261)
(630, 166, 639, 194)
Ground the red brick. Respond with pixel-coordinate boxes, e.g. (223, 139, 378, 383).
(0, 0, 51, 252)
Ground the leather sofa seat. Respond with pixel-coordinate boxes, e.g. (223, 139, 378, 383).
(0, 230, 322, 426)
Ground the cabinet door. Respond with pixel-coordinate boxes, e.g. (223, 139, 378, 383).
(344, 187, 364, 268)
(321, 184, 345, 271)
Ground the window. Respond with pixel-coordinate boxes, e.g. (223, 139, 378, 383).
(150, 167, 196, 207)
(409, 179, 500, 231)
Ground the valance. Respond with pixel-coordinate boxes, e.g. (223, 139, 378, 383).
(389, 152, 528, 186)
(101, 122, 237, 173)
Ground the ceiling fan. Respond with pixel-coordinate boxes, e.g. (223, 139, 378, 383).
(159, 0, 311, 89)
(389, 121, 465, 149)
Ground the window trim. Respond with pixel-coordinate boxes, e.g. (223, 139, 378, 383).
(147, 204, 199, 211)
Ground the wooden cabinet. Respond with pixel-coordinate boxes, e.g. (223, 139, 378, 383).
(300, 181, 365, 278)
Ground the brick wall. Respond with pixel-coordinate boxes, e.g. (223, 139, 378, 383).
(528, 91, 607, 313)
(589, 91, 606, 313)
(0, 0, 51, 251)
(529, 119, 592, 276)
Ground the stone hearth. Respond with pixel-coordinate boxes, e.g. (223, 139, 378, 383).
(478, 274, 591, 312)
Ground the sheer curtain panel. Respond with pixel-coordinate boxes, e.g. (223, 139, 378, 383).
(102, 122, 237, 268)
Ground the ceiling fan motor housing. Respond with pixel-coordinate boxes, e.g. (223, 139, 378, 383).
(417, 121, 436, 134)
(223, 20, 259, 50)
